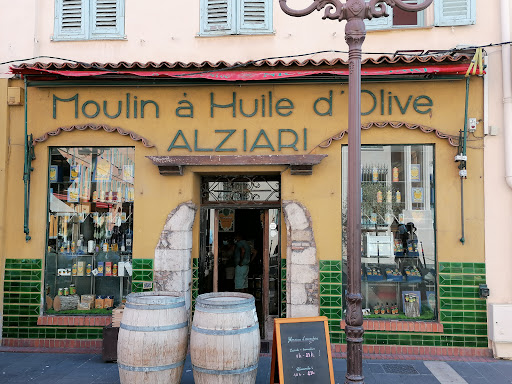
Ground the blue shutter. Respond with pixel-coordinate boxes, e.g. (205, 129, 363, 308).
(435, 0, 475, 26)
(365, 7, 393, 31)
(53, 0, 87, 40)
(238, 0, 272, 34)
(90, 0, 125, 39)
(200, 0, 235, 35)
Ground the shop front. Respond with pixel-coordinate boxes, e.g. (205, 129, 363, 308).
(0, 57, 490, 356)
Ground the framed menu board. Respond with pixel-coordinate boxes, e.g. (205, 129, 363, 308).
(270, 316, 334, 384)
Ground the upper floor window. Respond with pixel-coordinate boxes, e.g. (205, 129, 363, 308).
(199, 0, 273, 36)
(365, 0, 475, 31)
(53, 0, 125, 41)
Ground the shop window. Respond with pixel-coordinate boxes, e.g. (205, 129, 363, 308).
(53, 0, 125, 41)
(199, 0, 273, 36)
(341, 145, 437, 320)
(45, 147, 135, 314)
(365, 0, 475, 31)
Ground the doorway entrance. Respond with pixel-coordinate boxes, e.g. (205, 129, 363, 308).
(198, 175, 281, 340)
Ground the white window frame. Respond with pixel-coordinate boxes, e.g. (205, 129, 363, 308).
(53, 0, 125, 41)
(199, 0, 273, 37)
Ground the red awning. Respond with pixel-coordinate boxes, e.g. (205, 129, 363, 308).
(13, 64, 471, 81)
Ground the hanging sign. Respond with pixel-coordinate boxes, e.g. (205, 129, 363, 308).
(94, 158, 111, 181)
(218, 208, 235, 232)
(270, 316, 334, 384)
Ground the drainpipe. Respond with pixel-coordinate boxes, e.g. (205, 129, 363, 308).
(484, 55, 489, 136)
(501, 0, 512, 189)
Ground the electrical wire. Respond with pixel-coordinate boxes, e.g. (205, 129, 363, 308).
(2, 40, 512, 68)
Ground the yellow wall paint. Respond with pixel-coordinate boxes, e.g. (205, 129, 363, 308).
(1, 78, 484, 270)
(0, 79, 11, 312)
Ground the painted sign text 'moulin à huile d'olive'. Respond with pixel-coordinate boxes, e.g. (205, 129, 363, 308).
(52, 90, 433, 152)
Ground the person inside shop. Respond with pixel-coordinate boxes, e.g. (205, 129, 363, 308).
(398, 222, 418, 255)
(234, 232, 252, 292)
(220, 236, 236, 291)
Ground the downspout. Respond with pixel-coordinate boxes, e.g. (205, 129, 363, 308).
(23, 77, 30, 241)
(501, 0, 512, 189)
(484, 55, 489, 135)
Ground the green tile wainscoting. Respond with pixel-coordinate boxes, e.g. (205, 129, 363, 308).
(319, 261, 489, 349)
(131, 258, 154, 293)
(2, 258, 152, 342)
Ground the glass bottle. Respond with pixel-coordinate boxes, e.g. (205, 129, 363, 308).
(125, 228, 133, 252)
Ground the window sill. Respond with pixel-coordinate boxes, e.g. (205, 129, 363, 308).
(37, 315, 111, 327)
(339, 319, 443, 333)
(51, 36, 127, 42)
(366, 25, 434, 33)
(196, 31, 275, 38)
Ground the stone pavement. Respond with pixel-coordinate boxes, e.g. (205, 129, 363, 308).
(1, 352, 512, 383)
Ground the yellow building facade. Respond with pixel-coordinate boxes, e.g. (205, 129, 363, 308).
(0, 58, 489, 356)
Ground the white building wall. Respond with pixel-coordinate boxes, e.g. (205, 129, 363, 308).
(0, 1, 503, 73)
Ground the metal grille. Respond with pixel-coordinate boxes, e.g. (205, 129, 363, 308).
(201, 175, 280, 204)
(382, 364, 420, 375)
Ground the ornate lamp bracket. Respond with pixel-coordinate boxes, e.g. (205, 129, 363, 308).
(280, 0, 432, 22)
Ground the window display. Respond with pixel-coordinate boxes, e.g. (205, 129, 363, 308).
(342, 145, 436, 320)
(45, 147, 135, 313)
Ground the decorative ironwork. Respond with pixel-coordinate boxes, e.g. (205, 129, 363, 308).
(279, 1, 434, 383)
(201, 175, 280, 205)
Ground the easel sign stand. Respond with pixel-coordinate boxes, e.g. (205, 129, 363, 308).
(270, 316, 335, 384)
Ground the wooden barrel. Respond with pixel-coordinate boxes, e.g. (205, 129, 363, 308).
(191, 292, 260, 384)
(117, 292, 188, 384)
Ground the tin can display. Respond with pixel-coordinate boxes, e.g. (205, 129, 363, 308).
(58, 288, 63, 296)
(64, 287, 69, 296)
(69, 284, 76, 295)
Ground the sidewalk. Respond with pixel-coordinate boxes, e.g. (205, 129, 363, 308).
(1, 352, 512, 384)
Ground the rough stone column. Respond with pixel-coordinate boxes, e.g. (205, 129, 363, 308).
(282, 200, 319, 318)
(153, 201, 197, 313)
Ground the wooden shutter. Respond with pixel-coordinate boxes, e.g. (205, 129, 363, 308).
(238, 0, 272, 33)
(54, 0, 87, 40)
(435, 0, 475, 26)
(91, 0, 125, 39)
(201, 0, 234, 35)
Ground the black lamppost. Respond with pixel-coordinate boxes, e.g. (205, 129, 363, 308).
(279, 1, 433, 383)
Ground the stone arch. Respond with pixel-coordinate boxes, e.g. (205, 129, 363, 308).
(282, 200, 320, 317)
(153, 201, 197, 312)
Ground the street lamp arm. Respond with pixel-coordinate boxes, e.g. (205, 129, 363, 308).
(367, 0, 434, 20)
(279, 0, 345, 19)
(388, 0, 433, 12)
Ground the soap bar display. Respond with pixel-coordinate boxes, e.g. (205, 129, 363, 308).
(365, 266, 384, 281)
(385, 267, 403, 282)
(404, 266, 422, 282)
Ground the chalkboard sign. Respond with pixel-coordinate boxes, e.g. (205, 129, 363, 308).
(270, 316, 334, 384)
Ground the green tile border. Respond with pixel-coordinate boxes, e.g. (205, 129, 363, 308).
(439, 262, 485, 275)
(4, 259, 43, 270)
(132, 258, 153, 270)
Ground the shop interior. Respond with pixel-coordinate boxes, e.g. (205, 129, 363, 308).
(198, 207, 281, 339)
